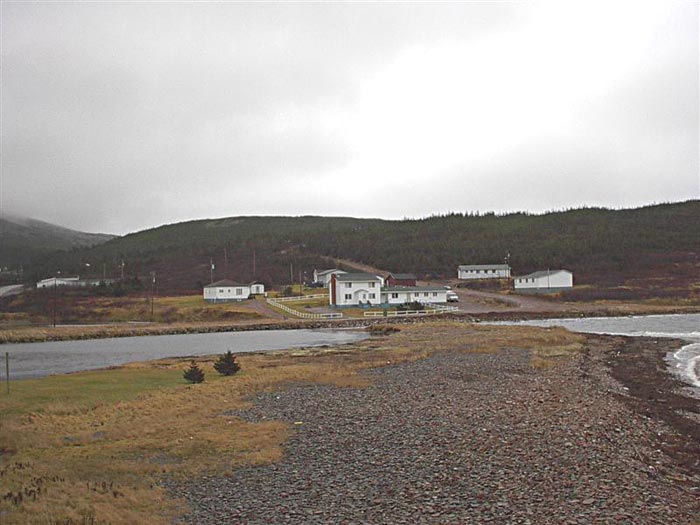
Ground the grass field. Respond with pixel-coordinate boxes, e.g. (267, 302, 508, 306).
(1, 293, 264, 327)
(0, 322, 584, 524)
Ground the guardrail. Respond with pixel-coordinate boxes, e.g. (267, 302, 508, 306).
(271, 294, 329, 303)
(363, 305, 459, 318)
(266, 298, 342, 319)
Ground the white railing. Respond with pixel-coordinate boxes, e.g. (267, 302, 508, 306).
(266, 298, 342, 319)
(271, 294, 329, 303)
(363, 305, 459, 318)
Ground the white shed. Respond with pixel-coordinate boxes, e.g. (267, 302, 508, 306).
(513, 270, 573, 293)
(203, 280, 252, 302)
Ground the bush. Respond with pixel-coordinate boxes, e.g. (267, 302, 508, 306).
(213, 351, 241, 376)
(183, 360, 205, 383)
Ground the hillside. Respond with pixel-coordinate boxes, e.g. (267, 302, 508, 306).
(12, 201, 700, 298)
(0, 215, 116, 269)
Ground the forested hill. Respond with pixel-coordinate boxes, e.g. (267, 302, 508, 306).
(18, 201, 700, 293)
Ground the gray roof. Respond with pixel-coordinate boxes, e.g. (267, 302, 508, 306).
(315, 268, 346, 276)
(333, 272, 382, 282)
(204, 279, 250, 288)
(458, 264, 510, 270)
(382, 285, 446, 293)
(516, 269, 572, 280)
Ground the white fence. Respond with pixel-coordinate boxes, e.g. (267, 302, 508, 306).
(363, 305, 459, 318)
(272, 294, 329, 303)
(266, 297, 342, 319)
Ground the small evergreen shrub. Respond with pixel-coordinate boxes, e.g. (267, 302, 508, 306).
(183, 360, 205, 383)
(213, 351, 241, 376)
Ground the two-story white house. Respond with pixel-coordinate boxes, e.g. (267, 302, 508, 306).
(329, 273, 384, 307)
(458, 264, 511, 280)
(513, 270, 573, 293)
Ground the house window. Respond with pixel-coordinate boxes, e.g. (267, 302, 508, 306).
(424, 293, 429, 297)
(344, 294, 352, 300)
(236, 288, 243, 295)
(345, 282, 352, 288)
(432, 292, 438, 297)
(391, 293, 399, 299)
(218, 289, 224, 293)
(414, 293, 419, 297)
(369, 282, 376, 288)
(369, 293, 375, 299)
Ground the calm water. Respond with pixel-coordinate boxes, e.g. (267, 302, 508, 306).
(498, 313, 700, 388)
(1, 329, 370, 380)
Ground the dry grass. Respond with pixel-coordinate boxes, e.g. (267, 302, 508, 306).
(0, 321, 585, 523)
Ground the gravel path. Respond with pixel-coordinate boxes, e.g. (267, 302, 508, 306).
(170, 341, 699, 524)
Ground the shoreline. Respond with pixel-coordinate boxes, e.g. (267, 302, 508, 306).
(2, 304, 700, 345)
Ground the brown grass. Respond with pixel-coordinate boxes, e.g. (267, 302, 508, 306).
(0, 321, 584, 523)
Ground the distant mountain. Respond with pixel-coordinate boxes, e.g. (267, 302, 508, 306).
(0, 214, 116, 268)
(11, 201, 700, 298)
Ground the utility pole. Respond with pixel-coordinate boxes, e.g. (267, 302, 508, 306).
(210, 258, 215, 284)
(5, 352, 10, 394)
(102, 262, 106, 281)
(289, 262, 293, 285)
(120, 260, 125, 280)
(252, 248, 256, 276)
(150, 272, 156, 321)
(299, 268, 303, 297)
(52, 271, 60, 328)
(224, 246, 228, 275)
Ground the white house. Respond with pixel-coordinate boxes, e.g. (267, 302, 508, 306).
(36, 276, 111, 288)
(458, 264, 511, 280)
(313, 268, 347, 286)
(381, 286, 448, 305)
(204, 280, 255, 302)
(250, 283, 265, 295)
(513, 270, 573, 293)
(329, 273, 384, 307)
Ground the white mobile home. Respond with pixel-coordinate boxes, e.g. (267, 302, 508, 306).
(381, 286, 448, 306)
(203, 280, 252, 302)
(313, 268, 347, 286)
(513, 270, 573, 293)
(458, 265, 511, 280)
(329, 273, 384, 307)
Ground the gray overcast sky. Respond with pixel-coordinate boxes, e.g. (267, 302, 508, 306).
(2, 1, 698, 235)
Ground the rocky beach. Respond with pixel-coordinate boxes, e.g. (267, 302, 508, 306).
(169, 324, 700, 524)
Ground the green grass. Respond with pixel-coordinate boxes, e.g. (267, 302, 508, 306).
(0, 362, 230, 417)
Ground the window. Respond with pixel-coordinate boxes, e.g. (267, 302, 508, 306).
(369, 282, 376, 288)
(345, 282, 352, 288)
(344, 294, 352, 300)
(391, 293, 399, 299)
(236, 288, 243, 295)
(369, 293, 375, 299)
(218, 289, 224, 293)
(424, 293, 429, 297)
(432, 292, 438, 297)
(414, 293, 419, 297)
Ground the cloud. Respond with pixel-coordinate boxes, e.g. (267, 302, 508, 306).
(1, 2, 697, 234)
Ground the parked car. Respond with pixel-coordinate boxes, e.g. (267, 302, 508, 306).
(446, 291, 459, 302)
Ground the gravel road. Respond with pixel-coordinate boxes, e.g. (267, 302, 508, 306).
(170, 336, 700, 524)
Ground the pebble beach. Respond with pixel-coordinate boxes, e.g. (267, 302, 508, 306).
(169, 328, 700, 524)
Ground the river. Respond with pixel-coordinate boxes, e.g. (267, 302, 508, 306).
(496, 313, 700, 388)
(1, 329, 370, 380)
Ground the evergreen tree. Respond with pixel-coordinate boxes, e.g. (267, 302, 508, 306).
(213, 351, 241, 376)
(183, 360, 205, 383)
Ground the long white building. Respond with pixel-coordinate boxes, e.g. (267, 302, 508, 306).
(458, 264, 511, 280)
(513, 270, 573, 293)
